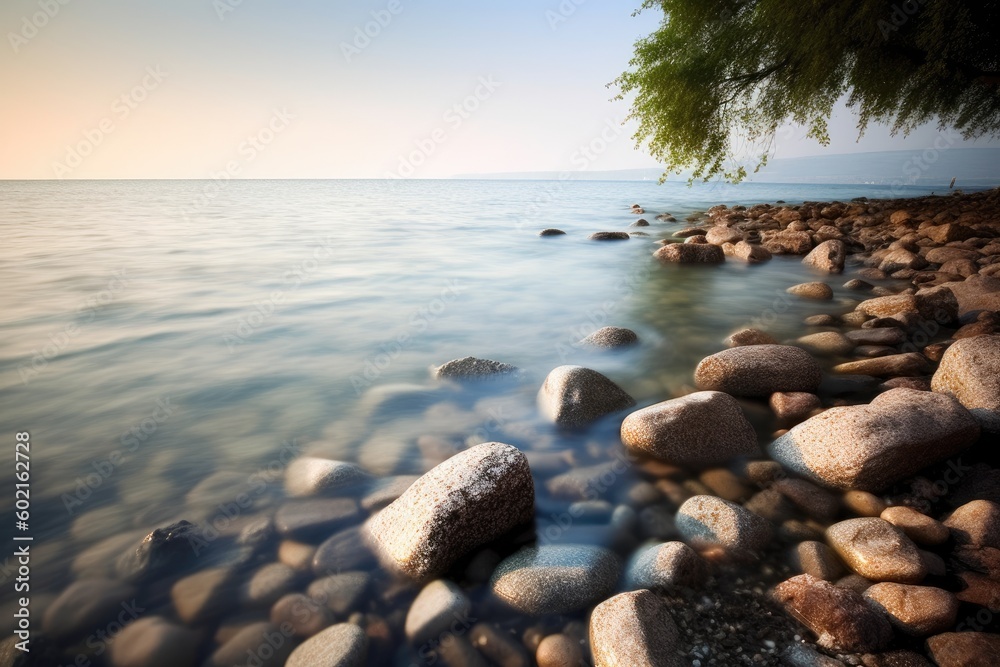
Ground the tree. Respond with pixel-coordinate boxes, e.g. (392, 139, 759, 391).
(613, 0, 1000, 182)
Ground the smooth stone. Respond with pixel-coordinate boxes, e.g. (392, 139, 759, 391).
(774, 478, 840, 522)
(846, 328, 907, 346)
(589, 231, 630, 241)
(367, 443, 534, 580)
(797, 332, 855, 357)
(270, 593, 332, 637)
(805, 314, 840, 326)
(42, 579, 136, 643)
(205, 621, 297, 667)
(770, 392, 822, 422)
(863, 583, 958, 636)
(955, 571, 1000, 609)
(931, 334, 1000, 433)
(880, 506, 949, 546)
(313, 527, 377, 576)
(943, 500, 1000, 548)
(791, 541, 846, 581)
(278, 540, 316, 573)
(172, 567, 240, 624)
(468, 623, 530, 667)
(706, 225, 743, 245)
(589, 590, 685, 667)
(544, 461, 622, 501)
(537, 365, 635, 427)
(434, 357, 520, 381)
(844, 279, 874, 291)
(404, 579, 471, 644)
(772, 574, 893, 653)
(307, 572, 371, 616)
(768, 388, 980, 492)
(803, 239, 847, 273)
(694, 345, 822, 397)
(832, 353, 929, 377)
(274, 499, 361, 540)
(285, 458, 371, 498)
(938, 274, 1000, 316)
(826, 518, 927, 583)
(241, 563, 299, 607)
(489, 545, 620, 615)
(843, 491, 887, 518)
(538, 228, 566, 236)
(619, 391, 759, 467)
(631, 219, 650, 227)
(788, 282, 834, 300)
(285, 623, 367, 667)
(925, 632, 1000, 667)
(580, 326, 639, 349)
(624, 541, 707, 590)
(535, 633, 583, 667)
(654, 243, 725, 263)
(359, 475, 418, 512)
(725, 328, 777, 347)
(107, 617, 200, 667)
(676, 495, 772, 559)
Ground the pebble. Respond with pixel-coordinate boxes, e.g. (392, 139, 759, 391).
(171, 566, 240, 624)
(274, 498, 361, 540)
(489, 545, 620, 615)
(788, 282, 835, 300)
(925, 631, 1000, 667)
(791, 541, 846, 581)
(726, 327, 778, 347)
(797, 332, 856, 357)
(307, 571, 371, 615)
(676, 495, 773, 559)
(367, 442, 534, 580)
(826, 518, 927, 583)
(768, 388, 980, 492)
(620, 391, 759, 467)
(589, 590, 686, 667)
(580, 326, 639, 349)
(879, 506, 949, 546)
(694, 344, 823, 397)
(931, 334, 1000, 433)
(204, 621, 297, 667)
(770, 391, 823, 423)
(270, 593, 332, 637)
(943, 499, 1000, 548)
(241, 563, 299, 607)
(589, 231, 630, 240)
(535, 633, 584, 667)
(434, 357, 521, 381)
(846, 327, 907, 346)
(285, 457, 371, 497)
(285, 623, 367, 667)
(469, 624, 530, 667)
(537, 365, 636, 427)
(278, 540, 316, 572)
(698, 468, 755, 502)
(107, 616, 200, 667)
(624, 541, 707, 590)
(862, 583, 958, 636)
(775, 478, 840, 523)
(404, 579, 472, 644)
(313, 526, 377, 575)
(772, 574, 893, 652)
(538, 228, 566, 236)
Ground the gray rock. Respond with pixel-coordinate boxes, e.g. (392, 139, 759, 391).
(240, 563, 299, 607)
(490, 545, 621, 615)
(694, 345, 822, 397)
(107, 617, 200, 667)
(404, 579, 472, 644)
(589, 590, 686, 667)
(802, 240, 847, 274)
(307, 571, 371, 615)
(285, 623, 367, 667)
(768, 388, 980, 492)
(285, 457, 371, 498)
(204, 621, 297, 667)
(619, 391, 759, 467)
(676, 495, 772, 559)
(313, 527, 378, 576)
(434, 357, 521, 382)
(275, 498, 361, 540)
(931, 334, 1000, 433)
(654, 243, 725, 263)
(537, 365, 635, 427)
(624, 541, 707, 590)
(580, 326, 639, 349)
(42, 579, 136, 643)
(367, 443, 534, 580)
(538, 228, 566, 236)
(171, 567, 240, 624)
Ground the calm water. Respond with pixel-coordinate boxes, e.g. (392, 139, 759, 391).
(0, 178, 961, 659)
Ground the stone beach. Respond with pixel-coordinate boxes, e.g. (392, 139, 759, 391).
(24, 188, 1000, 666)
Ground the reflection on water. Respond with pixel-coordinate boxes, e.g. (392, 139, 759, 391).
(0, 178, 950, 661)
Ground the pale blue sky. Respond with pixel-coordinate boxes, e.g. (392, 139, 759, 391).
(0, 0, 995, 179)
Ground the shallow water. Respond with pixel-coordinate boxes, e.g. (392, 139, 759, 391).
(0, 178, 967, 662)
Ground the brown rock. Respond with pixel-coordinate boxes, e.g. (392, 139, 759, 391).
(860, 649, 934, 667)
(770, 392, 822, 422)
(654, 243, 725, 263)
(694, 345, 822, 397)
(589, 590, 686, 667)
(880, 506, 949, 546)
(863, 583, 958, 635)
(726, 328, 778, 347)
(956, 571, 1000, 610)
(706, 226, 743, 245)
(925, 632, 1000, 667)
(923, 223, 976, 245)
(536, 633, 583, 667)
(538, 365, 636, 427)
(763, 229, 814, 255)
(931, 335, 1000, 433)
(826, 518, 927, 583)
(797, 332, 855, 356)
(791, 541, 846, 581)
(733, 240, 772, 263)
(803, 239, 848, 274)
(943, 500, 1000, 548)
(788, 282, 835, 300)
(832, 353, 930, 377)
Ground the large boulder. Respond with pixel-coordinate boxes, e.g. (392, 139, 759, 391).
(538, 365, 635, 427)
(619, 391, 759, 467)
(366, 443, 534, 580)
(931, 335, 1000, 433)
(489, 545, 620, 615)
(768, 388, 979, 492)
(589, 590, 686, 667)
(802, 240, 847, 274)
(694, 345, 822, 397)
(654, 243, 725, 264)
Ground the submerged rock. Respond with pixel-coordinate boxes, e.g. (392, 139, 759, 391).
(589, 231, 630, 241)
(405, 579, 472, 644)
(787, 282, 834, 300)
(803, 239, 847, 274)
(116, 520, 203, 583)
(654, 243, 725, 263)
(623, 541, 707, 590)
(434, 356, 521, 382)
(768, 388, 979, 492)
(367, 442, 534, 580)
(537, 365, 635, 427)
(589, 590, 686, 667)
(43, 579, 137, 644)
(285, 457, 371, 498)
(694, 345, 822, 397)
(285, 623, 367, 667)
(538, 228, 566, 236)
(579, 326, 639, 349)
(490, 545, 621, 615)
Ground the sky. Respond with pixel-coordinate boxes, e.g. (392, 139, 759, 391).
(0, 0, 997, 180)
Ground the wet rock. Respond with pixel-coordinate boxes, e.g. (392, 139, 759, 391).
(797, 332, 855, 357)
(489, 545, 620, 615)
(845, 279, 874, 291)
(706, 226, 743, 245)
(931, 334, 1000, 433)
(42, 579, 136, 643)
(803, 240, 848, 273)
(788, 282, 834, 300)
(832, 353, 930, 377)
(278, 540, 316, 573)
(805, 314, 840, 326)
(536, 633, 584, 667)
(360, 475, 418, 512)
(241, 563, 299, 607)
(116, 520, 203, 583)
(538, 228, 566, 236)
(307, 571, 371, 616)
(367, 443, 534, 580)
(863, 583, 958, 636)
(732, 240, 772, 263)
(775, 574, 893, 653)
(653, 243, 725, 263)
(285, 457, 371, 498)
(925, 632, 1000, 667)
(624, 541, 707, 590)
(768, 388, 979, 492)
(880, 506, 949, 546)
(544, 461, 623, 501)
(404, 579, 472, 645)
(172, 567, 240, 624)
(580, 326, 639, 349)
(469, 624, 530, 667)
(631, 219, 650, 227)
(694, 345, 822, 397)
(205, 621, 297, 667)
(270, 593, 332, 637)
(676, 495, 772, 559)
(726, 328, 778, 347)
(826, 518, 927, 583)
(855, 290, 958, 323)
(434, 357, 521, 382)
(879, 249, 928, 274)
(589, 590, 685, 667)
(589, 231, 630, 241)
(763, 229, 813, 255)
(943, 500, 1000, 548)
(791, 541, 846, 581)
(770, 392, 822, 423)
(313, 526, 377, 575)
(106, 617, 200, 667)
(285, 623, 367, 667)
(537, 365, 635, 427)
(846, 328, 907, 346)
(275, 498, 361, 540)
(923, 223, 976, 244)
(955, 571, 1000, 609)
(619, 391, 758, 467)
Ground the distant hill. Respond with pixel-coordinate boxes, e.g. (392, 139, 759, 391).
(457, 148, 1000, 187)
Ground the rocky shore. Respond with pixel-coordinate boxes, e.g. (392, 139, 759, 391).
(13, 189, 1000, 667)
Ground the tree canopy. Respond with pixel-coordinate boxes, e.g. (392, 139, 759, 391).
(614, 0, 1000, 182)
